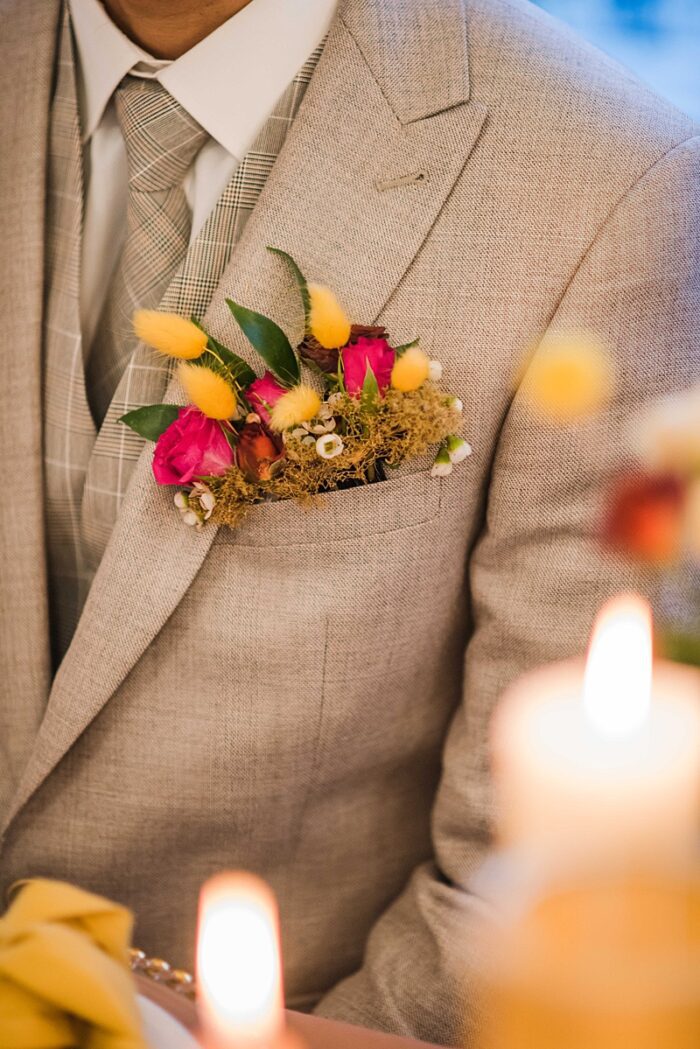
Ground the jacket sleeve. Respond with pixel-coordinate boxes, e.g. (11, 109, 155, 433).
(314, 136, 700, 1044)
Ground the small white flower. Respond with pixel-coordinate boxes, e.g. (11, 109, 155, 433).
(316, 433, 344, 459)
(317, 402, 335, 420)
(449, 397, 463, 413)
(446, 435, 472, 464)
(327, 392, 344, 406)
(428, 360, 443, 382)
(431, 446, 453, 477)
(174, 491, 188, 510)
(200, 490, 216, 514)
(302, 435, 316, 447)
(182, 510, 200, 527)
(290, 427, 309, 440)
(310, 418, 337, 434)
(190, 482, 216, 519)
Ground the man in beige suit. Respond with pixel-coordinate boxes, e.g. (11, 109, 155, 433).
(0, 0, 698, 1042)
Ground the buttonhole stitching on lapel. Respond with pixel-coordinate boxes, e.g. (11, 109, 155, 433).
(375, 170, 430, 192)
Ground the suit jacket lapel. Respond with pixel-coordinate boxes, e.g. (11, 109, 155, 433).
(0, 0, 61, 813)
(3, 0, 487, 832)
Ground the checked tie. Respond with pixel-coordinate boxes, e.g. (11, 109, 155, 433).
(86, 77, 209, 426)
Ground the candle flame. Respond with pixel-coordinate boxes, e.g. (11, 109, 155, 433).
(197, 872, 283, 1045)
(583, 594, 653, 738)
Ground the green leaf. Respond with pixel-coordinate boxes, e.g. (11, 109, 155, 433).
(205, 334, 258, 388)
(299, 354, 334, 384)
(226, 299, 300, 386)
(361, 362, 380, 411)
(658, 629, 700, 669)
(267, 247, 311, 327)
(191, 318, 257, 388)
(393, 337, 420, 356)
(118, 404, 180, 441)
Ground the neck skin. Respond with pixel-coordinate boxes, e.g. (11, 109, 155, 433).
(102, 0, 255, 59)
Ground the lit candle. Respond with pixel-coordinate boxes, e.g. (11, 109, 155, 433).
(492, 594, 700, 863)
(197, 872, 300, 1049)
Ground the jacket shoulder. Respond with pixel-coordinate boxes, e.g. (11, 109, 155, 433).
(465, 0, 698, 171)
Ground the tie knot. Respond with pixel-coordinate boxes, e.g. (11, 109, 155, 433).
(115, 77, 209, 192)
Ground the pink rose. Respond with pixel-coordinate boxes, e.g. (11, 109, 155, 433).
(246, 371, 287, 423)
(341, 337, 395, 398)
(153, 407, 234, 486)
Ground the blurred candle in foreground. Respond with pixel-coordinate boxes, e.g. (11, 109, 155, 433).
(197, 872, 286, 1049)
(493, 594, 700, 863)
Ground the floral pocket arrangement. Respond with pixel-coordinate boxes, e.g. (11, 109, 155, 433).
(120, 249, 471, 529)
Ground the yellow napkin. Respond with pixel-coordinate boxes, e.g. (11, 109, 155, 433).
(0, 878, 148, 1048)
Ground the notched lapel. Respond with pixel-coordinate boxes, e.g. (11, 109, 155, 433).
(197, 4, 486, 359)
(3, 0, 488, 832)
(340, 0, 471, 123)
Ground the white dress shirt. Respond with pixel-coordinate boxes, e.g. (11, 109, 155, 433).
(69, 0, 338, 347)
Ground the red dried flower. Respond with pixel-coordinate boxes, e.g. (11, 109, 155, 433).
(236, 419, 285, 482)
(602, 473, 686, 565)
(298, 335, 340, 374)
(348, 324, 387, 343)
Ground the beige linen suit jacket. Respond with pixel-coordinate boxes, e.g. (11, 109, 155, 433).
(0, 0, 698, 1043)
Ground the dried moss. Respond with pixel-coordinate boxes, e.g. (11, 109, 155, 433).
(208, 384, 461, 528)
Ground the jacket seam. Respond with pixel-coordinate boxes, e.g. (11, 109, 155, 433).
(473, 133, 700, 549)
(540, 134, 700, 334)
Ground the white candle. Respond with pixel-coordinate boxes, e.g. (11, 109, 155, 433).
(197, 872, 293, 1049)
(492, 594, 700, 863)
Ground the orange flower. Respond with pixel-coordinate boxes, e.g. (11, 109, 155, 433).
(235, 419, 285, 482)
(521, 334, 614, 422)
(602, 473, 686, 565)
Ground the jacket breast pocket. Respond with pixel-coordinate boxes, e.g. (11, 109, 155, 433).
(212, 469, 443, 549)
(175, 468, 448, 866)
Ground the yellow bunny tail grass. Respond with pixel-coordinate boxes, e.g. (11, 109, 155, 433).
(179, 364, 237, 419)
(522, 334, 614, 422)
(391, 346, 431, 392)
(307, 283, 352, 349)
(134, 310, 208, 359)
(269, 384, 322, 431)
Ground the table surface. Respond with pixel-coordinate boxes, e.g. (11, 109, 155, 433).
(137, 976, 444, 1049)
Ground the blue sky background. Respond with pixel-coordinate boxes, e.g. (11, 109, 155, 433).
(533, 0, 699, 117)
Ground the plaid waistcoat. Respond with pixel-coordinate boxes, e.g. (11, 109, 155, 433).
(43, 8, 322, 666)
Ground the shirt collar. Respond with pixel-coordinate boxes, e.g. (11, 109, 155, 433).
(69, 0, 166, 142)
(69, 0, 338, 161)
